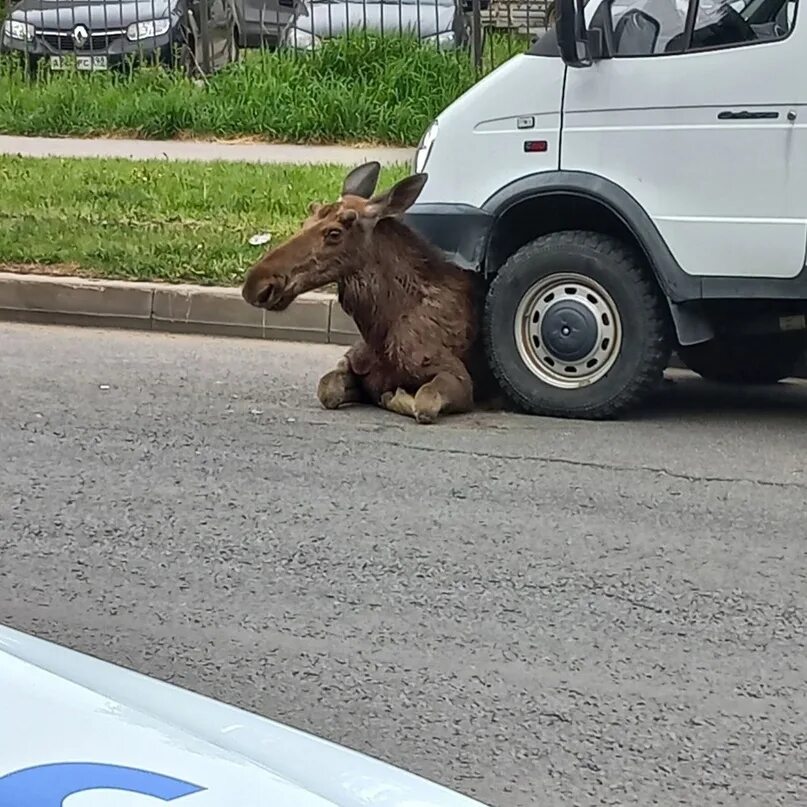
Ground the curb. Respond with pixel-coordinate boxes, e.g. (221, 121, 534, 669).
(3, 272, 807, 380)
(0, 272, 359, 346)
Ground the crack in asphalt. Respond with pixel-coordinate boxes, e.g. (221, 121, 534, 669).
(13, 410, 807, 492)
(295, 423, 807, 492)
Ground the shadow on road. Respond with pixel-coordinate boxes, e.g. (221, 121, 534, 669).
(442, 370, 807, 431)
(638, 371, 807, 423)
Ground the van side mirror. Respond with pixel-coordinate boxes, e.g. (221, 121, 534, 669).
(587, 27, 610, 59)
(556, 0, 593, 66)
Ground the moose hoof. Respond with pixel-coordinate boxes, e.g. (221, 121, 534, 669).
(413, 388, 442, 424)
(318, 371, 355, 410)
(381, 388, 417, 418)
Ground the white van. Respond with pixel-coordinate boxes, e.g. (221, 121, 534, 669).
(406, 0, 807, 419)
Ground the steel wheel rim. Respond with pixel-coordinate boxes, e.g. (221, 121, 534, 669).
(514, 272, 623, 389)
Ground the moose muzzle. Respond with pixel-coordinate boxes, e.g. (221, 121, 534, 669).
(241, 271, 293, 311)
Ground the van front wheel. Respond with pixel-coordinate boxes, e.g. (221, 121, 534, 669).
(483, 231, 672, 420)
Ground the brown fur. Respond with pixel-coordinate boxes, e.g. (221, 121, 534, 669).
(241, 162, 501, 424)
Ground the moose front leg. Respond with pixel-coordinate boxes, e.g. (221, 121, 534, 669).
(412, 369, 474, 424)
(317, 356, 363, 409)
(317, 341, 386, 410)
(380, 363, 474, 425)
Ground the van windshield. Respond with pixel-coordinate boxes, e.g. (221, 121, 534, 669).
(589, 0, 794, 55)
(530, 0, 794, 56)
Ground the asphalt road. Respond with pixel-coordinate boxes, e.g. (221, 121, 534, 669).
(2, 322, 806, 807)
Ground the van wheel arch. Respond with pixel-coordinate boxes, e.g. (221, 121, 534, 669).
(480, 176, 711, 346)
(484, 192, 647, 272)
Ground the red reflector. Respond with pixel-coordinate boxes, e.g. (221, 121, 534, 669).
(524, 140, 548, 153)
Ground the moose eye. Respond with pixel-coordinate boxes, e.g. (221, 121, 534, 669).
(325, 228, 342, 243)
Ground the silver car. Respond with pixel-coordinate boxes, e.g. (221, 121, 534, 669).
(281, 0, 477, 51)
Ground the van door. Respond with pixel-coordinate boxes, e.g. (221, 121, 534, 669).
(561, 0, 805, 279)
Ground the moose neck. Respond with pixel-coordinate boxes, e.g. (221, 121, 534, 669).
(337, 218, 441, 348)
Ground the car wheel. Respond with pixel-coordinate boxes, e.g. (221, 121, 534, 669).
(172, 40, 196, 75)
(230, 26, 241, 61)
(455, 15, 472, 49)
(677, 333, 807, 384)
(483, 230, 672, 420)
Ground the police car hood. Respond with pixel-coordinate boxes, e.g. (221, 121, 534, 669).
(0, 625, 487, 807)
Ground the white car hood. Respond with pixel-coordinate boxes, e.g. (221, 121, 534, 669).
(0, 625, 488, 807)
(298, 2, 456, 38)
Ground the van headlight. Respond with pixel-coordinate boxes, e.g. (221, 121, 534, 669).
(414, 119, 438, 173)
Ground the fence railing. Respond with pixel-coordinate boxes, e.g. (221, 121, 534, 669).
(1, 0, 550, 78)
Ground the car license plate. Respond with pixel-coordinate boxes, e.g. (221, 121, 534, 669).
(50, 55, 108, 71)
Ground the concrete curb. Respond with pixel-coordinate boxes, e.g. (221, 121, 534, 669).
(3, 272, 807, 379)
(0, 272, 360, 345)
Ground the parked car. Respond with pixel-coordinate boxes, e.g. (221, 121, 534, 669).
(280, 0, 486, 51)
(236, 0, 300, 47)
(0, 0, 239, 75)
(0, 623, 489, 807)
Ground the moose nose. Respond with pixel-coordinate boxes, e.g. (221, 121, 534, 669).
(243, 275, 284, 309)
(242, 276, 271, 306)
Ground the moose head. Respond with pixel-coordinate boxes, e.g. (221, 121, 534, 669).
(241, 162, 429, 311)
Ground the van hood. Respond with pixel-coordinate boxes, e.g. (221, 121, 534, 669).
(0, 625, 488, 807)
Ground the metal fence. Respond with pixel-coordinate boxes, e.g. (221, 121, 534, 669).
(1, 0, 550, 77)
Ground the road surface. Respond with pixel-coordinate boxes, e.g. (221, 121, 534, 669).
(2, 322, 806, 806)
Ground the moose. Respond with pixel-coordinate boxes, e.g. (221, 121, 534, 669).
(241, 161, 501, 424)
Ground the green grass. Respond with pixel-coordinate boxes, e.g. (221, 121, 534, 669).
(0, 155, 409, 285)
(0, 33, 530, 146)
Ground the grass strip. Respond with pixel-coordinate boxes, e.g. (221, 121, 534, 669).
(0, 154, 409, 285)
(0, 34, 527, 146)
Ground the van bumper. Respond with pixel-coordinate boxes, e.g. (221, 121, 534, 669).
(403, 203, 493, 273)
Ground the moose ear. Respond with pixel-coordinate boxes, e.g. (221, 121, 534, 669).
(365, 173, 428, 220)
(341, 161, 382, 199)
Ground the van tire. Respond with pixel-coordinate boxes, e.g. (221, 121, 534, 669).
(677, 333, 807, 384)
(483, 231, 672, 420)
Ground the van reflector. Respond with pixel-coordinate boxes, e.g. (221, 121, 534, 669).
(524, 140, 548, 153)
